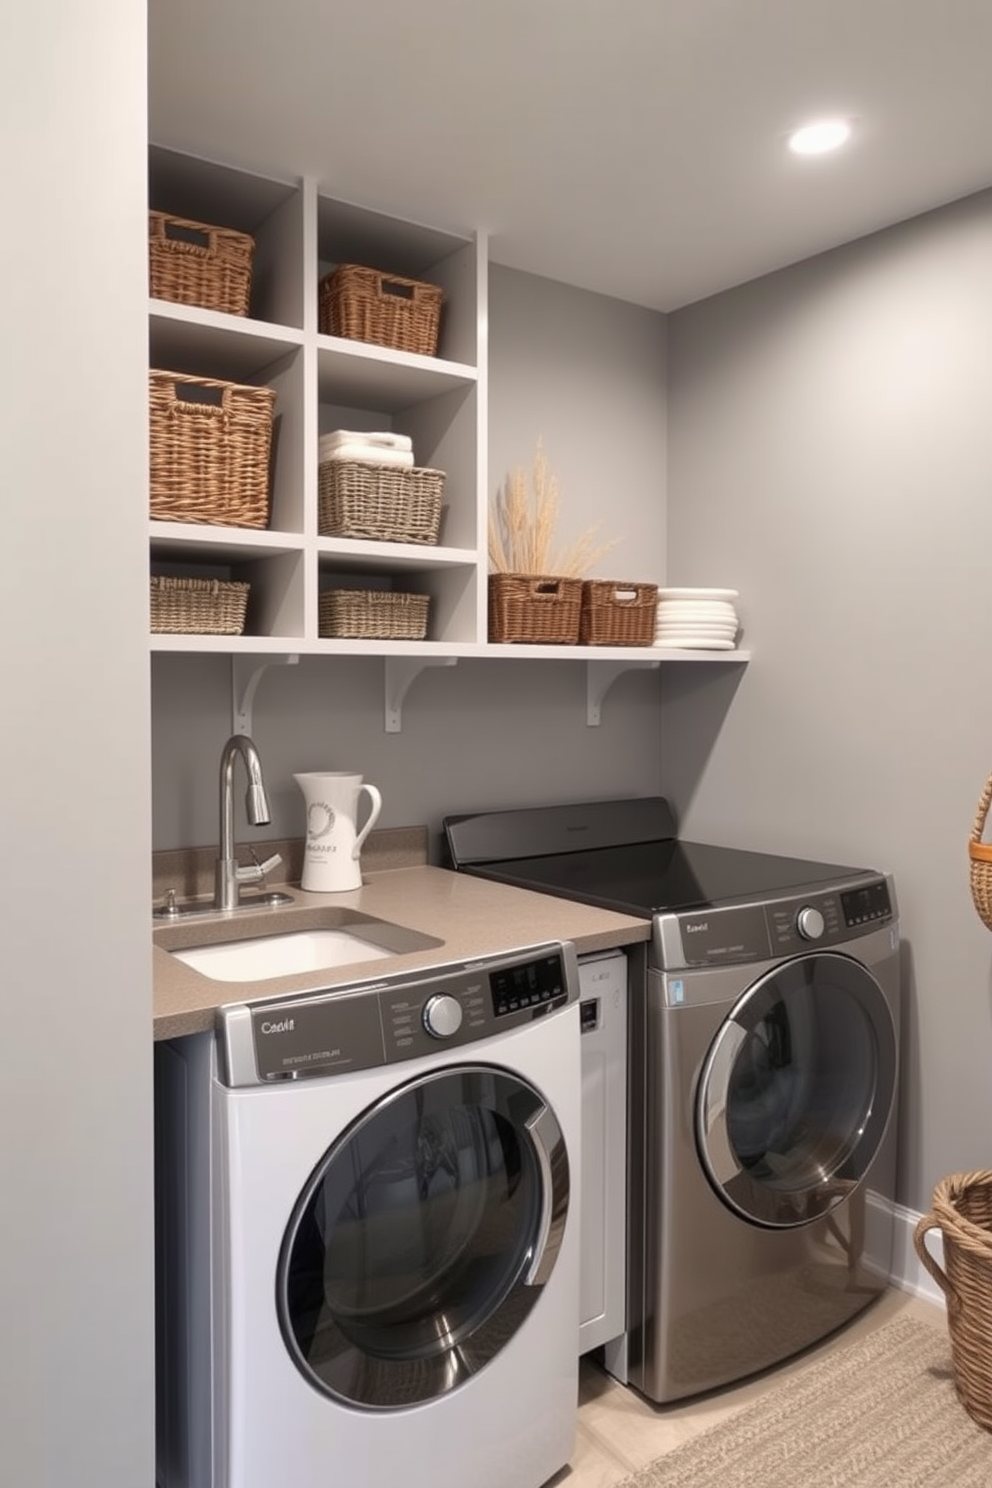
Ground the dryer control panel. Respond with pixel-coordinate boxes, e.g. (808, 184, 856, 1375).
(217, 941, 578, 1086)
(655, 873, 896, 971)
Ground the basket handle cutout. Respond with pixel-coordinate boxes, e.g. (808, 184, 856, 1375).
(170, 381, 226, 409)
(612, 588, 638, 602)
(163, 221, 212, 250)
(381, 279, 415, 301)
(533, 581, 562, 597)
(913, 1213, 961, 1313)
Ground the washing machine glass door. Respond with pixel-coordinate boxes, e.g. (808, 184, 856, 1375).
(696, 952, 896, 1228)
(277, 1063, 569, 1409)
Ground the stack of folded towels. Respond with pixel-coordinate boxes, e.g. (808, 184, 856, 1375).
(318, 429, 414, 469)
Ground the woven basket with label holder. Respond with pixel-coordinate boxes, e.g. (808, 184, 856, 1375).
(968, 772, 992, 931)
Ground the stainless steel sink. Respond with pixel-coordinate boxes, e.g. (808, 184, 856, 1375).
(154, 903, 444, 984)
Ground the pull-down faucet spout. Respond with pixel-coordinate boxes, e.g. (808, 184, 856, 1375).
(214, 734, 275, 912)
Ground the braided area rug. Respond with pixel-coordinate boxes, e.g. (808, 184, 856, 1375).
(614, 1315, 992, 1488)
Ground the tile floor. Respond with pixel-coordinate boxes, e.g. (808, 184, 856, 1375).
(548, 1288, 946, 1487)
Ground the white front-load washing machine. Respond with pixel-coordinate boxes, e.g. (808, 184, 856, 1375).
(155, 942, 582, 1488)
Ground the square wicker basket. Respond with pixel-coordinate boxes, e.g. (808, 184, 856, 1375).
(319, 589, 430, 641)
(148, 210, 255, 317)
(149, 370, 276, 529)
(150, 576, 250, 635)
(488, 574, 583, 645)
(319, 264, 443, 357)
(318, 461, 445, 545)
(580, 580, 659, 646)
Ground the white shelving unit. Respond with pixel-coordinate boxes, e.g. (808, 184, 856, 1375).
(147, 144, 750, 722)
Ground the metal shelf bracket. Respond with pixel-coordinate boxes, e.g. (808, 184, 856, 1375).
(231, 654, 301, 736)
(586, 659, 661, 726)
(384, 656, 458, 733)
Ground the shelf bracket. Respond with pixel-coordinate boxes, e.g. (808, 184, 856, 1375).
(231, 654, 301, 736)
(384, 656, 458, 733)
(586, 659, 661, 726)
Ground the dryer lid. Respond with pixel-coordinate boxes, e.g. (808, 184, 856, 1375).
(444, 798, 870, 919)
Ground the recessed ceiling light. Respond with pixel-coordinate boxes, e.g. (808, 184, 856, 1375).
(788, 119, 851, 156)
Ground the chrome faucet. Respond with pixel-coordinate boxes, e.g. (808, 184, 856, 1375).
(214, 734, 283, 912)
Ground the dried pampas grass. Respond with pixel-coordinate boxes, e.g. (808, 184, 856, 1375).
(489, 440, 622, 578)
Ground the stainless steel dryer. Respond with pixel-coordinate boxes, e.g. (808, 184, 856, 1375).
(444, 798, 903, 1404)
(641, 878, 900, 1402)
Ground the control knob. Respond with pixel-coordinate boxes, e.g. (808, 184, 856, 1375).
(423, 993, 464, 1039)
(796, 905, 825, 941)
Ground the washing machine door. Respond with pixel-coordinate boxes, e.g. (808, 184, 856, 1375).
(277, 1063, 569, 1409)
(696, 952, 896, 1228)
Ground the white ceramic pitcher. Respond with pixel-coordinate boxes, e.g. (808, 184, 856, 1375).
(294, 772, 383, 893)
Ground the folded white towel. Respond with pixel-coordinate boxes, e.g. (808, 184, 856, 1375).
(320, 443, 415, 469)
(320, 429, 412, 453)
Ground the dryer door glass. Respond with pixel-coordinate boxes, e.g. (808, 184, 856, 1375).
(696, 952, 896, 1227)
(277, 1063, 569, 1408)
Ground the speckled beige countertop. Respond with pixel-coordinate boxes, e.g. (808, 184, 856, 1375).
(152, 829, 651, 1040)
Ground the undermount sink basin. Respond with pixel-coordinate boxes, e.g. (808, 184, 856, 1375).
(158, 906, 445, 985)
(171, 929, 395, 983)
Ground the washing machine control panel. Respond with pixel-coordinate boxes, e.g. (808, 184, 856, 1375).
(219, 942, 578, 1085)
(657, 875, 895, 970)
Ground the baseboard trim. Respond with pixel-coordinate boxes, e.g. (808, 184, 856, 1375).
(868, 1191, 946, 1308)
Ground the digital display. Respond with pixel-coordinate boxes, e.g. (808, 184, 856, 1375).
(840, 880, 891, 928)
(489, 953, 565, 1017)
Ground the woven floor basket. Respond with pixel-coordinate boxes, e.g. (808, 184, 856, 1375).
(319, 590, 430, 641)
(148, 210, 255, 317)
(580, 580, 659, 646)
(150, 576, 250, 635)
(318, 461, 444, 545)
(914, 1170, 992, 1430)
(319, 264, 443, 357)
(969, 772, 992, 930)
(489, 574, 582, 644)
(149, 371, 276, 529)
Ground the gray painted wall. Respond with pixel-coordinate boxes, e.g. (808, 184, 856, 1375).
(151, 267, 669, 854)
(665, 188, 992, 1212)
(0, 7, 154, 1488)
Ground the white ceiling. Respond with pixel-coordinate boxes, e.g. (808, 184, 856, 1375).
(148, 0, 992, 312)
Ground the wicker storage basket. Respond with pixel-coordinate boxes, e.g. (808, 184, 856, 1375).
(969, 772, 992, 930)
(914, 1170, 992, 1431)
(318, 462, 445, 545)
(150, 576, 250, 635)
(580, 580, 659, 646)
(319, 589, 430, 641)
(149, 370, 276, 529)
(319, 264, 443, 357)
(148, 210, 255, 317)
(488, 574, 582, 645)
